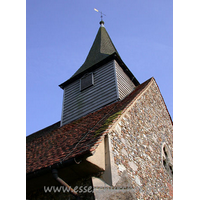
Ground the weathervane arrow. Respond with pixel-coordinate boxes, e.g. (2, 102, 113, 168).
(94, 8, 106, 21)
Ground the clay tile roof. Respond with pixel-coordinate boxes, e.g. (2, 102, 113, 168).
(26, 78, 153, 174)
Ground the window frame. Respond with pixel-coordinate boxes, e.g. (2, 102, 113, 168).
(80, 72, 94, 91)
(161, 143, 173, 177)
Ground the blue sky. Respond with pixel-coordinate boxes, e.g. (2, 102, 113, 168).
(26, 0, 173, 136)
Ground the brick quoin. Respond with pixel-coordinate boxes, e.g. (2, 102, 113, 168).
(167, 182, 173, 197)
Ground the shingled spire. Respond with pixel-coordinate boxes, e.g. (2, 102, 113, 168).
(72, 21, 120, 77)
(60, 21, 139, 126)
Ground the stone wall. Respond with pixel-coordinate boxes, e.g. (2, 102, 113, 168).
(108, 80, 173, 199)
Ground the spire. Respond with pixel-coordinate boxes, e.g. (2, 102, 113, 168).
(71, 22, 119, 77)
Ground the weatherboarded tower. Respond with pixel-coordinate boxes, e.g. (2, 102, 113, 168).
(59, 21, 139, 126)
(26, 20, 173, 200)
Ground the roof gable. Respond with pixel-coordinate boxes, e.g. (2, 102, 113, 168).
(26, 78, 152, 175)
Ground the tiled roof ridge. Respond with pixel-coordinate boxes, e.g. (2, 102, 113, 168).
(26, 121, 60, 142)
(27, 110, 100, 144)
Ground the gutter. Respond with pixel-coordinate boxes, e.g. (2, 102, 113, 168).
(26, 151, 92, 180)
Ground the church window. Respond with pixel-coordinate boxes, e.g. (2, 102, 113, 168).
(162, 143, 173, 177)
(80, 73, 94, 91)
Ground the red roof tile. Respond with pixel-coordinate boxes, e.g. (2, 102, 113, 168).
(26, 78, 153, 174)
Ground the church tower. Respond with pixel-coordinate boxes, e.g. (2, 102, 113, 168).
(27, 19, 173, 200)
(59, 21, 140, 126)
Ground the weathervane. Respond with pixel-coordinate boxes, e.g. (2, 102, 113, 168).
(94, 8, 106, 21)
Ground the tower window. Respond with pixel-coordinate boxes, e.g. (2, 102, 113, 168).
(162, 144, 173, 177)
(80, 73, 94, 91)
(169, 164, 173, 175)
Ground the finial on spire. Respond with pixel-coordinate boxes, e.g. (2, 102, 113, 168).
(94, 8, 106, 26)
(99, 20, 104, 26)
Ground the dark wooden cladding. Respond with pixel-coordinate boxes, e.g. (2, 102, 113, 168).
(114, 61, 136, 99)
(61, 61, 118, 126)
(61, 60, 137, 126)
